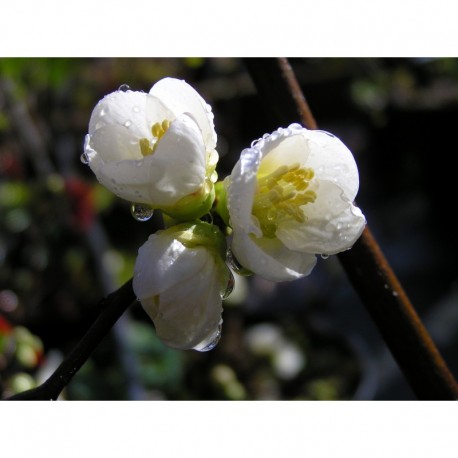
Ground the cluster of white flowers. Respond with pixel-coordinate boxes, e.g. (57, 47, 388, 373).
(83, 77, 366, 351)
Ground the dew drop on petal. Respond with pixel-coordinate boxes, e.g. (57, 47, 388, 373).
(124, 120, 132, 128)
(133, 106, 140, 113)
(220, 269, 235, 299)
(193, 322, 223, 352)
(226, 249, 252, 276)
(118, 84, 130, 92)
(130, 203, 154, 222)
(80, 152, 90, 164)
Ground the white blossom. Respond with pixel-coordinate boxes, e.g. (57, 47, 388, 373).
(225, 124, 366, 282)
(83, 78, 219, 220)
(133, 222, 230, 351)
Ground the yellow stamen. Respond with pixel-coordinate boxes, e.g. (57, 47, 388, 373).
(253, 164, 316, 238)
(139, 119, 171, 157)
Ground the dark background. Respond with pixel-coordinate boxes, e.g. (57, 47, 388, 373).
(1, 58, 457, 400)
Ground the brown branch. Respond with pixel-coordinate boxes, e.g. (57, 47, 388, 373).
(6, 280, 136, 400)
(244, 57, 458, 400)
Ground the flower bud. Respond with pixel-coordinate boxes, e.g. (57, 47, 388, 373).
(133, 221, 230, 351)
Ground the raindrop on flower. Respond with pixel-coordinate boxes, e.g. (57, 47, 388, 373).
(124, 120, 132, 128)
(226, 249, 252, 276)
(80, 152, 89, 164)
(130, 203, 154, 222)
(194, 322, 222, 352)
(220, 269, 235, 299)
(132, 106, 140, 113)
(118, 84, 130, 92)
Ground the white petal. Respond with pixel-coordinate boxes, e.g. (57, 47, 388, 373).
(145, 92, 180, 127)
(231, 231, 317, 282)
(226, 147, 262, 234)
(89, 123, 143, 163)
(257, 133, 311, 176)
(151, 113, 206, 200)
(150, 77, 217, 150)
(89, 90, 150, 140)
(300, 130, 360, 201)
(133, 234, 208, 300)
(89, 114, 206, 207)
(276, 179, 366, 255)
(155, 270, 222, 350)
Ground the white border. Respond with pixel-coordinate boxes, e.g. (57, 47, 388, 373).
(1, 1, 457, 57)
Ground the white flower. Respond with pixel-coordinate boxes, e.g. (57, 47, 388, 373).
(133, 222, 230, 351)
(83, 78, 219, 220)
(225, 124, 366, 282)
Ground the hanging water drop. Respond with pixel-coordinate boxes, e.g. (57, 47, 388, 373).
(226, 249, 252, 276)
(193, 322, 222, 352)
(320, 254, 329, 259)
(220, 270, 235, 300)
(119, 84, 130, 92)
(130, 203, 154, 222)
(80, 152, 90, 164)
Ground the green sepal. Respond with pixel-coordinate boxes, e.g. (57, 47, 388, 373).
(161, 181, 215, 222)
(213, 181, 230, 227)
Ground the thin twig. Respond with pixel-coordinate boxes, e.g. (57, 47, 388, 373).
(244, 57, 458, 400)
(6, 280, 136, 400)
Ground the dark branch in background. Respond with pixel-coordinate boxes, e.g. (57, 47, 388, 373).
(245, 57, 458, 400)
(7, 280, 136, 400)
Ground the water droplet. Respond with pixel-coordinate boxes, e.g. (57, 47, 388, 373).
(100, 108, 106, 117)
(320, 254, 329, 259)
(130, 203, 154, 222)
(226, 250, 252, 276)
(133, 106, 140, 113)
(80, 152, 90, 164)
(193, 322, 222, 352)
(118, 84, 130, 92)
(220, 270, 235, 299)
(124, 120, 132, 128)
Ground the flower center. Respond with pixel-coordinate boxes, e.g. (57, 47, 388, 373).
(252, 163, 317, 238)
(139, 119, 171, 157)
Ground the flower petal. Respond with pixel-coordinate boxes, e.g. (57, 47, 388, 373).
(231, 231, 317, 282)
(148, 267, 222, 350)
(88, 123, 143, 163)
(226, 147, 262, 235)
(276, 179, 366, 255)
(151, 113, 206, 200)
(300, 130, 360, 201)
(89, 90, 151, 140)
(133, 234, 208, 300)
(257, 133, 311, 176)
(150, 77, 217, 150)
